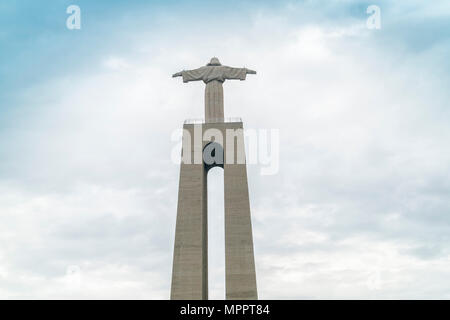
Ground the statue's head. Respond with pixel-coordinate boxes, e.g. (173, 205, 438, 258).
(207, 57, 221, 66)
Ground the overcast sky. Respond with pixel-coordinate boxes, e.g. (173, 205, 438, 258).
(0, 0, 450, 299)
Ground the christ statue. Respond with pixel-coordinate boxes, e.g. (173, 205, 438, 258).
(172, 57, 256, 122)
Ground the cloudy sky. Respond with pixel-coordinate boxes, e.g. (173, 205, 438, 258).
(1, 0, 450, 299)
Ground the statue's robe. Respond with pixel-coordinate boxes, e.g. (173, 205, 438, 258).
(180, 66, 248, 122)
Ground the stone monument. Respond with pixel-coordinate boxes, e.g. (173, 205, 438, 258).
(171, 57, 258, 300)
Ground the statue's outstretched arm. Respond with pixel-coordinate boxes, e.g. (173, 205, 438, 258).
(172, 67, 206, 82)
(223, 67, 254, 80)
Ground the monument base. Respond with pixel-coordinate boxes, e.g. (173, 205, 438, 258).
(171, 121, 258, 300)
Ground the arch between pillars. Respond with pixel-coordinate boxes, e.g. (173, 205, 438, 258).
(206, 166, 226, 299)
(203, 141, 225, 299)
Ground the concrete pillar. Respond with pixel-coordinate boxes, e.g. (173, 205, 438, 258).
(170, 125, 208, 300)
(223, 124, 258, 300)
